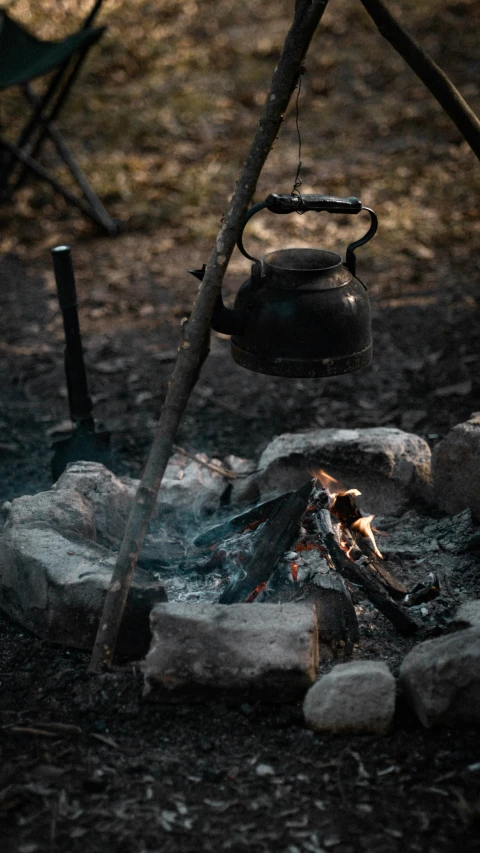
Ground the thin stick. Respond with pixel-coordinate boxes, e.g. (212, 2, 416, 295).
(173, 444, 238, 480)
(88, 0, 331, 672)
(360, 0, 480, 160)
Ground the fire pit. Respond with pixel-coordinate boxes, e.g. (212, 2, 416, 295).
(0, 424, 479, 729)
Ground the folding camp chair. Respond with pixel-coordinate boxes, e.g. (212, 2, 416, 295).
(0, 1, 119, 234)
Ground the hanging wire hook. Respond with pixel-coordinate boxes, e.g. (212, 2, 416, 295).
(291, 65, 306, 212)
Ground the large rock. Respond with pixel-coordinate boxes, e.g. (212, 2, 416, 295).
(2, 488, 96, 541)
(142, 602, 319, 702)
(399, 628, 480, 727)
(432, 414, 480, 522)
(0, 523, 167, 655)
(453, 600, 480, 629)
(53, 461, 137, 548)
(240, 427, 432, 515)
(156, 451, 250, 515)
(303, 660, 396, 734)
(53, 457, 241, 547)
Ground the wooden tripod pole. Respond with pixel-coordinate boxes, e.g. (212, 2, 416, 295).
(88, 0, 330, 673)
(360, 0, 480, 160)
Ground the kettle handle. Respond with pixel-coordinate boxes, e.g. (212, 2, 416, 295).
(237, 193, 378, 276)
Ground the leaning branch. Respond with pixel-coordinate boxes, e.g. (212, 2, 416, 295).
(360, 0, 480, 160)
(88, 0, 331, 673)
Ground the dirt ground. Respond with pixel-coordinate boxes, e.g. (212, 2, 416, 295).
(1, 1, 480, 851)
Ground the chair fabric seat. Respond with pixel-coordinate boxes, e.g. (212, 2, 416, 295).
(0, 12, 104, 90)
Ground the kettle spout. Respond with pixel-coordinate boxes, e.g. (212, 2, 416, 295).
(188, 265, 245, 336)
(211, 293, 245, 336)
(188, 265, 207, 282)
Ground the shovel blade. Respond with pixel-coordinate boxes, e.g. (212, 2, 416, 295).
(51, 421, 111, 482)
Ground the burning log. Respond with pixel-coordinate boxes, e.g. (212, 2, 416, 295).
(314, 508, 418, 636)
(312, 470, 413, 613)
(218, 480, 313, 604)
(339, 518, 407, 600)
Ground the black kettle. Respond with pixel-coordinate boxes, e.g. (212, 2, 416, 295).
(194, 193, 378, 378)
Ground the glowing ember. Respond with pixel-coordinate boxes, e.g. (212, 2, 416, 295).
(244, 517, 267, 532)
(295, 541, 327, 553)
(290, 562, 299, 582)
(246, 581, 267, 602)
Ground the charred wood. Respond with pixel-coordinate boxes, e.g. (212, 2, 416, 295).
(260, 564, 359, 654)
(403, 574, 440, 607)
(218, 480, 313, 604)
(330, 492, 363, 527)
(315, 509, 418, 636)
(194, 491, 294, 547)
(349, 530, 407, 599)
(330, 489, 407, 599)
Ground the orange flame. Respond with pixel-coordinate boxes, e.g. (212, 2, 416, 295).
(291, 562, 299, 582)
(312, 468, 384, 559)
(311, 468, 361, 499)
(351, 515, 383, 559)
(312, 468, 342, 494)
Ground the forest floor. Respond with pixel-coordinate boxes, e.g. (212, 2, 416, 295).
(0, 1, 479, 851)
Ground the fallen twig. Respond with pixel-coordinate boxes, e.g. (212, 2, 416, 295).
(173, 444, 238, 480)
(8, 727, 59, 737)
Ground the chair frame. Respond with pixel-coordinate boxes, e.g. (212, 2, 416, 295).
(0, 0, 119, 235)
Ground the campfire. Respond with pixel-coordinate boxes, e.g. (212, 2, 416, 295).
(179, 468, 441, 641)
(0, 437, 475, 714)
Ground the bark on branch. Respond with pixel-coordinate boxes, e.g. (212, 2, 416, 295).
(88, 0, 331, 673)
(360, 0, 480, 160)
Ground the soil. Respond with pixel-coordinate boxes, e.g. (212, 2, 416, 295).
(1, 1, 480, 851)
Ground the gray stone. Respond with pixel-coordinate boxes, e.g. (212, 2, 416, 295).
(399, 628, 480, 727)
(432, 414, 480, 522)
(453, 600, 480, 629)
(0, 523, 167, 655)
(240, 427, 432, 515)
(154, 451, 236, 515)
(131, 452, 254, 519)
(53, 461, 137, 548)
(2, 488, 96, 541)
(53, 456, 243, 547)
(142, 602, 319, 702)
(303, 660, 396, 734)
